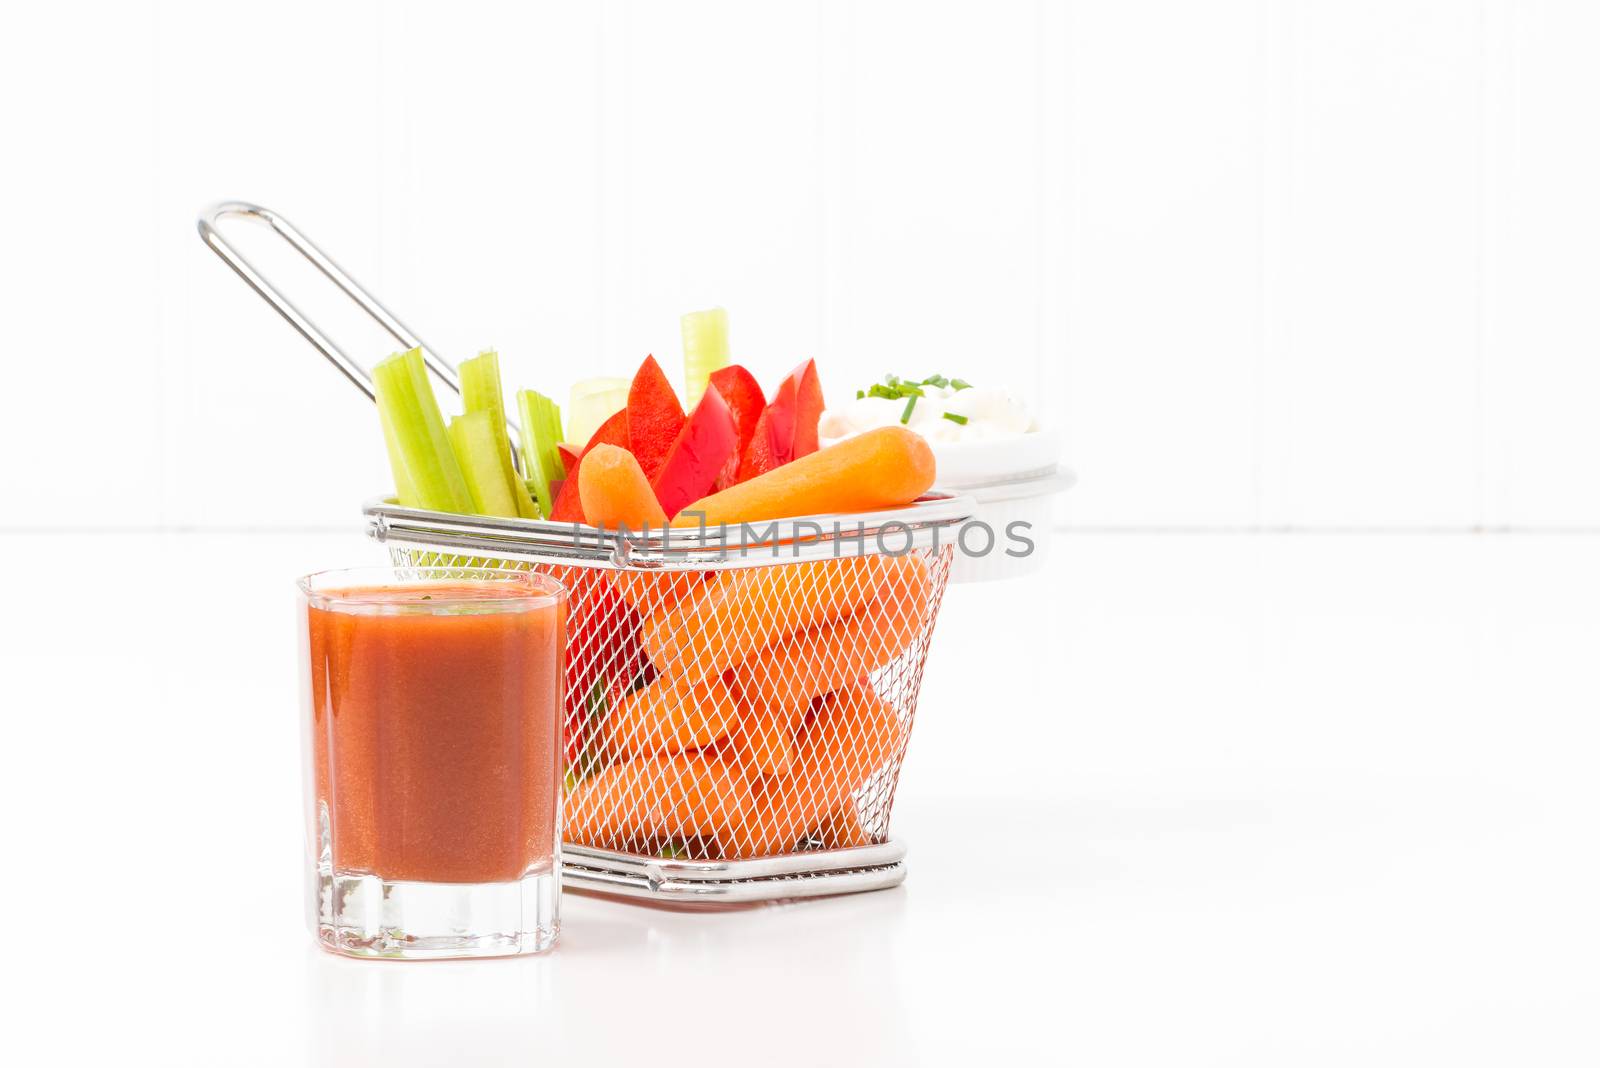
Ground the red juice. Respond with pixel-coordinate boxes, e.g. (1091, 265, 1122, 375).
(305, 580, 565, 884)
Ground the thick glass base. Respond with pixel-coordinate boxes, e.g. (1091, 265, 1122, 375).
(315, 863, 559, 960)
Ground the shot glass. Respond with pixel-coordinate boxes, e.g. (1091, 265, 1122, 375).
(297, 566, 566, 959)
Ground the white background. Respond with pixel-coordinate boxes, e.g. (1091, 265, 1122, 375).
(5, 0, 1599, 532)
(2, 3, 1598, 1066)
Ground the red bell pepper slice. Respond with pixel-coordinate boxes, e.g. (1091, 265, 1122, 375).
(706, 365, 766, 489)
(626, 355, 686, 480)
(651, 384, 740, 519)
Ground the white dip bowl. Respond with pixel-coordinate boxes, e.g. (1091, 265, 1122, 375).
(820, 386, 1072, 582)
(928, 431, 1073, 583)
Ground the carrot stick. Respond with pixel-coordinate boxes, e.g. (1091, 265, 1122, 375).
(610, 569, 708, 621)
(731, 554, 929, 717)
(602, 674, 740, 759)
(721, 682, 905, 858)
(812, 801, 872, 850)
(670, 426, 936, 527)
(566, 753, 754, 850)
(578, 443, 667, 531)
(724, 555, 927, 775)
(726, 702, 799, 777)
(643, 555, 898, 677)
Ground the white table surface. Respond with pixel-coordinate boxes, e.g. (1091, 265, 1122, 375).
(5, 530, 1597, 1066)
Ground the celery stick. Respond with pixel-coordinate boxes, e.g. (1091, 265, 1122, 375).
(448, 410, 520, 517)
(544, 402, 565, 479)
(680, 307, 730, 405)
(567, 376, 629, 446)
(517, 390, 565, 518)
(459, 349, 539, 520)
(372, 347, 473, 513)
(377, 398, 419, 506)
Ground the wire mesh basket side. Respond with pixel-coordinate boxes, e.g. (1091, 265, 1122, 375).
(386, 543, 953, 861)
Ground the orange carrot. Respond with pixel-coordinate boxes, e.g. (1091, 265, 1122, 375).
(602, 674, 740, 759)
(812, 801, 872, 850)
(578, 443, 667, 530)
(670, 426, 936, 527)
(731, 554, 929, 717)
(722, 682, 905, 858)
(726, 701, 799, 777)
(610, 569, 708, 621)
(566, 753, 753, 850)
(643, 555, 898, 677)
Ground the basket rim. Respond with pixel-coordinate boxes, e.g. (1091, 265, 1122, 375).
(561, 840, 909, 901)
(364, 491, 976, 569)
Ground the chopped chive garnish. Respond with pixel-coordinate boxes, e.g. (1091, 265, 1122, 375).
(900, 395, 918, 424)
(942, 412, 969, 425)
(857, 374, 968, 402)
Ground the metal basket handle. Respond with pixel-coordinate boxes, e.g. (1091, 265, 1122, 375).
(195, 201, 461, 403)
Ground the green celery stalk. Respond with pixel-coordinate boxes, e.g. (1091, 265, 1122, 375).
(448, 409, 520, 516)
(567, 376, 629, 446)
(459, 349, 539, 519)
(680, 307, 730, 405)
(377, 398, 419, 506)
(517, 390, 566, 518)
(372, 347, 473, 513)
(542, 400, 565, 486)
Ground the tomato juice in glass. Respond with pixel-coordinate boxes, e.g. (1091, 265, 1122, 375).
(298, 567, 565, 959)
